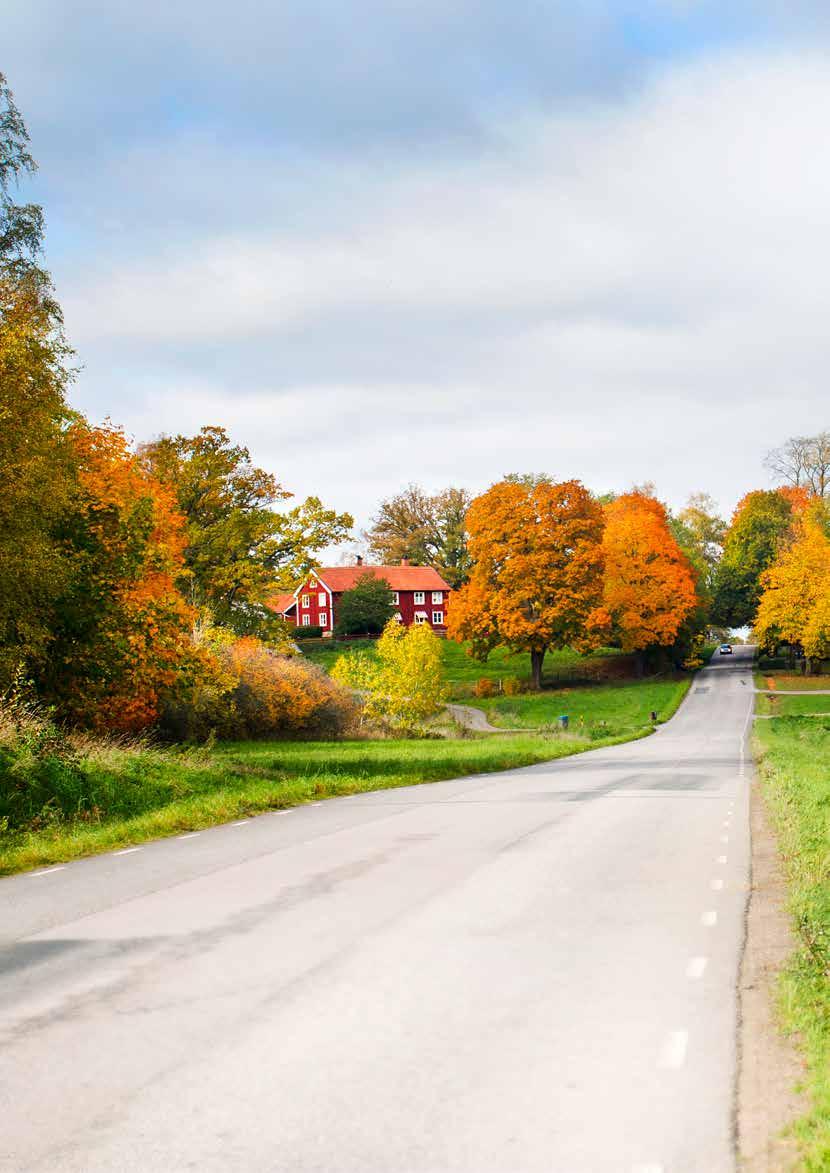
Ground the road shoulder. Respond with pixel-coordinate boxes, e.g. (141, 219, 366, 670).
(738, 775, 806, 1170)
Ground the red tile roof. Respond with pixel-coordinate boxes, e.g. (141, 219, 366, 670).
(269, 592, 297, 614)
(312, 565, 451, 593)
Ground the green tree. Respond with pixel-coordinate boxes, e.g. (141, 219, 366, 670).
(0, 73, 76, 690)
(711, 490, 797, 627)
(365, 484, 471, 588)
(335, 573, 396, 636)
(140, 426, 353, 635)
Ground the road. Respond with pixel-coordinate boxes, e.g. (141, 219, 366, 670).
(0, 648, 754, 1172)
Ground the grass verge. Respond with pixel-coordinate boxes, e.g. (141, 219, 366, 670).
(1, 729, 644, 877)
(754, 716, 830, 1169)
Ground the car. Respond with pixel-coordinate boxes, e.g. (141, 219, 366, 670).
(718, 643, 733, 655)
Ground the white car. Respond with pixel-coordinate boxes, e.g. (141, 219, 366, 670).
(718, 644, 733, 655)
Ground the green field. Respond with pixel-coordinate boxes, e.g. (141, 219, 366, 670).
(755, 673, 830, 692)
(302, 637, 627, 696)
(755, 717, 830, 1168)
(0, 730, 639, 877)
(467, 678, 690, 735)
(756, 692, 830, 717)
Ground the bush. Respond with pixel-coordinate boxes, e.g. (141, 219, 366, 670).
(0, 706, 93, 830)
(335, 574, 396, 636)
(294, 625, 323, 640)
(162, 636, 358, 741)
(474, 678, 496, 698)
(502, 676, 524, 696)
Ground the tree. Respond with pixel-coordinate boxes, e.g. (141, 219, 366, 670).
(332, 619, 446, 733)
(140, 426, 353, 633)
(447, 479, 606, 690)
(765, 431, 830, 499)
(365, 484, 471, 587)
(335, 573, 396, 636)
(673, 493, 726, 580)
(754, 509, 830, 670)
(0, 73, 77, 690)
(711, 489, 798, 627)
(597, 492, 698, 666)
(43, 423, 196, 731)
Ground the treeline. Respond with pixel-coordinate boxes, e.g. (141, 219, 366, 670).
(0, 75, 355, 737)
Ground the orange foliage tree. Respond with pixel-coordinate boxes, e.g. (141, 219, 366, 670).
(447, 479, 606, 690)
(44, 422, 196, 731)
(596, 492, 698, 666)
(754, 508, 830, 669)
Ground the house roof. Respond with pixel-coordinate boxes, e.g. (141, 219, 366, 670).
(308, 565, 451, 593)
(269, 592, 297, 614)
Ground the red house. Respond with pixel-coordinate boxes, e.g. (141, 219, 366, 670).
(273, 559, 451, 636)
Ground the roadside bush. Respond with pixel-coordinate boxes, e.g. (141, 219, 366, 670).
(502, 676, 524, 696)
(474, 678, 496, 698)
(0, 705, 92, 830)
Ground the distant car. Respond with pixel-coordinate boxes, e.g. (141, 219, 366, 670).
(718, 644, 733, 655)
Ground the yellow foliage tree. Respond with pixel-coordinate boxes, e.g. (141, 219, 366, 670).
(754, 511, 830, 668)
(332, 620, 447, 734)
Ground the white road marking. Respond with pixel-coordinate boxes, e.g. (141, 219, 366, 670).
(711, 878, 724, 891)
(658, 1030, 689, 1069)
(114, 847, 141, 856)
(717, 855, 728, 864)
(721, 834, 729, 844)
(231, 820, 248, 827)
(176, 833, 200, 840)
(30, 866, 66, 878)
(702, 910, 718, 927)
(632, 1165, 664, 1173)
(686, 956, 708, 979)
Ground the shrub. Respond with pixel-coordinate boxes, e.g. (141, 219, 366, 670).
(0, 705, 93, 830)
(294, 625, 323, 640)
(474, 678, 496, 698)
(335, 573, 396, 636)
(502, 676, 524, 696)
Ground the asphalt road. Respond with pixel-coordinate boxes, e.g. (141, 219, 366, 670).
(0, 648, 754, 1172)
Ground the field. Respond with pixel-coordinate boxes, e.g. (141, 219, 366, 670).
(466, 677, 690, 735)
(0, 731, 639, 876)
(756, 692, 830, 717)
(755, 673, 830, 692)
(754, 717, 830, 1168)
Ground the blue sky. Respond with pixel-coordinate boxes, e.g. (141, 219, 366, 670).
(7, 2, 830, 543)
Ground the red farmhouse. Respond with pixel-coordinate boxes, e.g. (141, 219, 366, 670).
(274, 559, 451, 636)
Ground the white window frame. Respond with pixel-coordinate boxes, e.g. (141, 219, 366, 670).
(319, 612, 328, 627)
(301, 614, 311, 627)
(301, 594, 310, 608)
(414, 612, 428, 624)
(414, 591, 425, 605)
(394, 612, 403, 623)
(432, 591, 443, 604)
(318, 591, 327, 607)
(432, 611, 444, 625)
(391, 591, 400, 605)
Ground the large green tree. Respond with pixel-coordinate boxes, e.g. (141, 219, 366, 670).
(0, 72, 76, 690)
(365, 484, 471, 588)
(334, 574, 396, 636)
(140, 426, 353, 634)
(711, 490, 796, 627)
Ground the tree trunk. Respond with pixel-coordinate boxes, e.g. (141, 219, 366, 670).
(635, 651, 645, 678)
(530, 648, 545, 691)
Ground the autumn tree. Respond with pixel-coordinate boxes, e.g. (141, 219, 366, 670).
(332, 619, 446, 733)
(597, 491, 698, 667)
(335, 573, 396, 636)
(42, 423, 196, 731)
(365, 484, 471, 587)
(0, 73, 77, 690)
(447, 479, 606, 690)
(672, 493, 726, 585)
(140, 426, 353, 635)
(710, 489, 799, 627)
(754, 507, 830, 671)
(765, 431, 830, 499)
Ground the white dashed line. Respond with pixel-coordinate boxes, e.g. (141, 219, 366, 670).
(711, 878, 724, 891)
(702, 910, 718, 927)
(632, 1165, 664, 1173)
(114, 847, 141, 856)
(176, 833, 200, 840)
(686, 956, 708, 979)
(717, 855, 728, 864)
(657, 1030, 689, 1069)
(30, 866, 66, 878)
(231, 820, 248, 827)
(721, 834, 729, 844)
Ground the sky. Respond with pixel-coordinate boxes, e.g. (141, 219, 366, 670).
(7, 1, 830, 551)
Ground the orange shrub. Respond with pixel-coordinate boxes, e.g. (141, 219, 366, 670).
(474, 677, 496, 698)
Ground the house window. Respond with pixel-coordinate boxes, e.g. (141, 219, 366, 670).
(394, 612, 403, 623)
(414, 591, 425, 604)
(318, 591, 327, 607)
(432, 591, 443, 604)
(301, 594, 310, 608)
(432, 612, 444, 625)
(391, 591, 400, 605)
(319, 612, 328, 627)
(301, 614, 311, 627)
(414, 611, 428, 624)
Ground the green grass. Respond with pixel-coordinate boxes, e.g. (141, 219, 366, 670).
(302, 637, 628, 698)
(756, 693, 830, 717)
(754, 717, 830, 1169)
(0, 730, 642, 877)
(466, 677, 690, 736)
(755, 673, 830, 692)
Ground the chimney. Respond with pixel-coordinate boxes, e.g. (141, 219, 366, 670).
(355, 554, 363, 566)
(400, 557, 409, 567)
